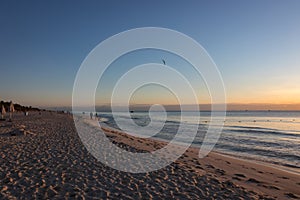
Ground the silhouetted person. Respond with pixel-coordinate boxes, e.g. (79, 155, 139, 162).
(9, 101, 14, 121)
(1, 104, 6, 120)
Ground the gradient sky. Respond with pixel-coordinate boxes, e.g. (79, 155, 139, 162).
(1, 1, 300, 108)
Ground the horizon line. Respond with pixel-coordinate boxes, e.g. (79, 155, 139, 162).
(44, 103, 300, 111)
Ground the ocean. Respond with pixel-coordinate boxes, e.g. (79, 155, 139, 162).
(97, 111, 300, 171)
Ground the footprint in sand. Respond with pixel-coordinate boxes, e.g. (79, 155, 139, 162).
(260, 184, 280, 190)
(232, 176, 242, 181)
(215, 169, 226, 175)
(246, 178, 261, 184)
(285, 193, 299, 199)
(278, 176, 289, 180)
(205, 164, 215, 169)
(234, 174, 246, 178)
(195, 165, 204, 170)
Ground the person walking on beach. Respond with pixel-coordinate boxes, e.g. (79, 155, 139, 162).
(90, 112, 93, 119)
(9, 101, 15, 121)
(95, 113, 98, 120)
(1, 104, 6, 120)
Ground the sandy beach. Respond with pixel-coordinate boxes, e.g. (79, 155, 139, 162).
(0, 112, 299, 199)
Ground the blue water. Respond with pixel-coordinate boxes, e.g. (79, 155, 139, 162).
(98, 111, 300, 170)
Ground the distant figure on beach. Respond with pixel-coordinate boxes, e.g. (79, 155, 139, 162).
(9, 101, 15, 121)
(95, 113, 98, 120)
(90, 112, 93, 119)
(24, 110, 28, 116)
(162, 59, 166, 65)
(1, 104, 6, 120)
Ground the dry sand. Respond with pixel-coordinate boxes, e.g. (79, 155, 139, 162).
(0, 112, 299, 199)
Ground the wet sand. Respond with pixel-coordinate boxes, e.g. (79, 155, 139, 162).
(0, 112, 299, 199)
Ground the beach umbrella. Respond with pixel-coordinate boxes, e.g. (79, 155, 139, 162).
(9, 101, 15, 120)
(1, 105, 6, 119)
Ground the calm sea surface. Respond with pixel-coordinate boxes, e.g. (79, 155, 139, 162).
(98, 111, 300, 170)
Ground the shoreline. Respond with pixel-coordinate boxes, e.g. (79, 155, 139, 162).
(97, 117, 300, 176)
(91, 117, 300, 199)
(213, 151, 300, 176)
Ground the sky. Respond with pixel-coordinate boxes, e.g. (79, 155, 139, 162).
(1, 0, 300, 109)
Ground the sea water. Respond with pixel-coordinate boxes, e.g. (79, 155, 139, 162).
(98, 111, 300, 170)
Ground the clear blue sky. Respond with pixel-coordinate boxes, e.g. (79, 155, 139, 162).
(1, 1, 300, 107)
